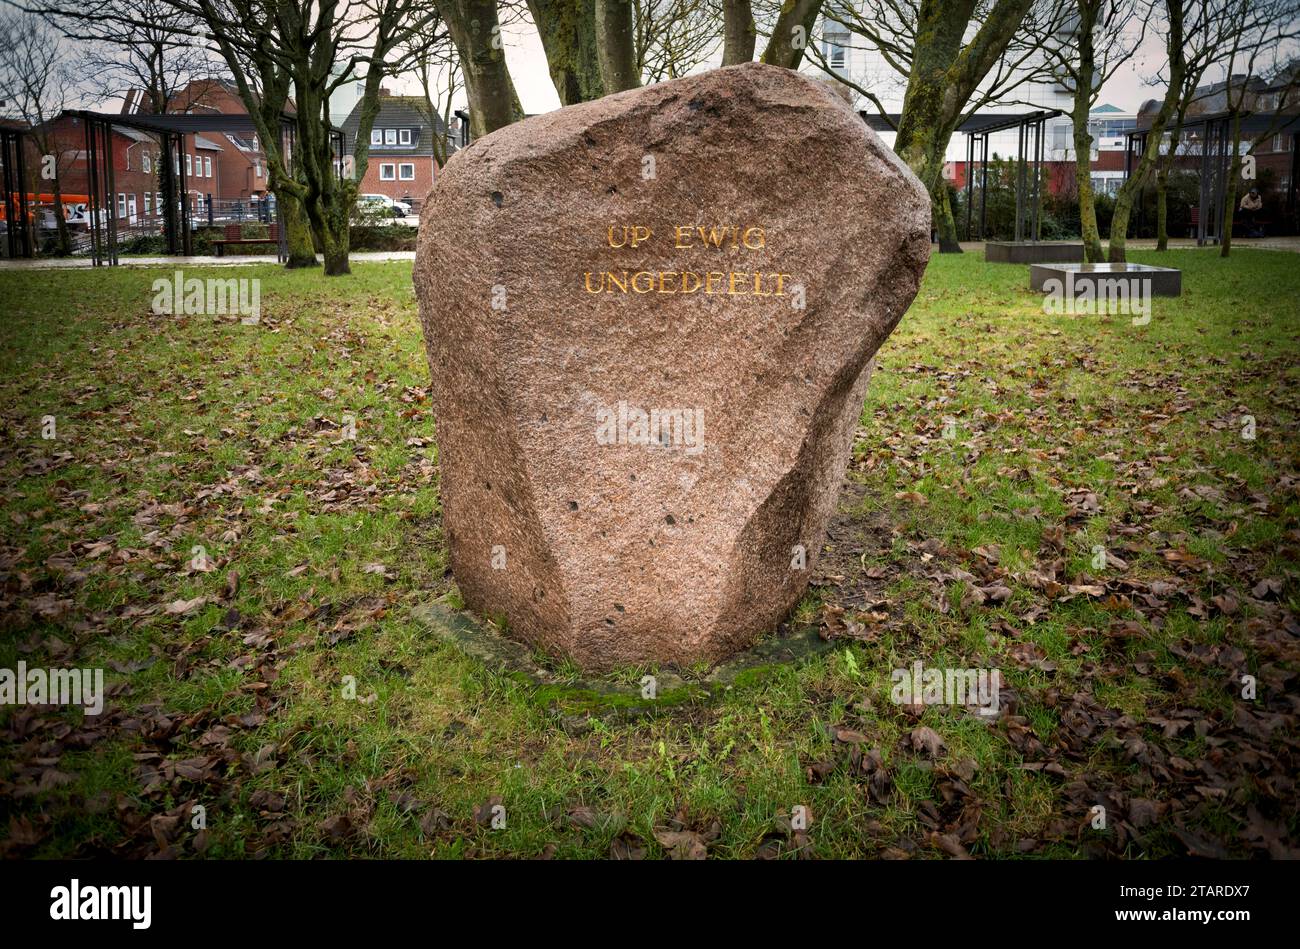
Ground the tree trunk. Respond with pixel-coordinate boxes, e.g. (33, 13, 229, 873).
(1155, 165, 1169, 250)
(595, 0, 639, 92)
(293, 77, 355, 277)
(1070, 113, 1104, 261)
(50, 172, 72, 256)
(1221, 110, 1243, 258)
(1108, 0, 1186, 263)
(279, 188, 318, 268)
(935, 185, 960, 253)
(1068, 0, 1105, 262)
(722, 0, 757, 65)
(528, 0, 605, 104)
(760, 0, 824, 70)
(893, 0, 1034, 254)
(440, 0, 520, 135)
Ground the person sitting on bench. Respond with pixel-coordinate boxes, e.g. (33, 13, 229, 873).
(1239, 188, 1264, 238)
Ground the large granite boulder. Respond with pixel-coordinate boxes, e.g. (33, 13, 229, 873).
(414, 62, 930, 671)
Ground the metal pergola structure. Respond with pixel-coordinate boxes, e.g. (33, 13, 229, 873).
(3, 110, 344, 264)
(862, 109, 1064, 243)
(1, 124, 34, 258)
(1125, 109, 1300, 245)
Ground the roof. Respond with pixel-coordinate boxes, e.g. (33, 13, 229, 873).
(195, 135, 224, 151)
(1091, 103, 1124, 113)
(1132, 109, 1300, 136)
(860, 109, 1066, 135)
(340, 94, 449, 156)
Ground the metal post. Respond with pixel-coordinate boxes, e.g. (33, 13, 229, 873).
(965, 132, 973, 240)
(12, 132, 31, 258)
(980, 133, 989, 241)
(1197, 120, 1209, 245)
(2, 132, 15, 259)
(1015, 120, 1025, 242)
(1218, 117, 1231, 243)
(1288, 131, 1298, 222)
(103, 122, 119, 266)
(179, 133, 191, 256)
(1032, 118, 1043, 242)
(86, 118, 102, 266)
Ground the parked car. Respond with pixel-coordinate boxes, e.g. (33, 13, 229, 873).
(358, 194, 412, 218)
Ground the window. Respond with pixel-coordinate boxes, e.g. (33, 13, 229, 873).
(204, 156, 212, 177)
(117, 193, 126, 218)
(380, 163, 395, 180)
(128, 194, 137, 218)
(185, 154, 192, 177)
(1053, 123, 1070, 151)
(144, 192, 152, 214)
(143, 153, 151, 174)
(399, 128, 411, 145)
(399, 163, 415, 180)
(255, 161, 263, 178)
(384, 128, 397, 145)
(156, 192, 163, 212)
(371, 129, 383, 146)
(824, 31, 849, 70)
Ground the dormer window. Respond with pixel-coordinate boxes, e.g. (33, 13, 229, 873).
(371, 129, 383, 146)
(399, 128, 411, 145)
(384, 129, 397, 145)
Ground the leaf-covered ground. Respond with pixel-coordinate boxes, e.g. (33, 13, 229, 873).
(1, 249, 1297, 859)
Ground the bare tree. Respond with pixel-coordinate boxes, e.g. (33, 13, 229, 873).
(597, 0, 638, 91)
(32, 0, 217, 254)
(721, 0, 756, 65)
(635, 0, 721, 83)
(1213, 0, 1300, 256)
(1041, 0, 1153, 262)
(803, 0, 1050, 252)
(528, 0, 605, 104)
(151, 0, 442, 275)
(438, 0, 522, 136)
(0, 7, 80, 254)
(760, 0, 824, 69)
(401, 13, 462, 165)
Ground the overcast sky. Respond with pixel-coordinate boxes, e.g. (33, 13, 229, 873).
(41, 14, 1207, 121)
(382, 19, 1176, 118)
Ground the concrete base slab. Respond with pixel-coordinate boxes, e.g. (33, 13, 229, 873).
(1030, 262, 1183, 297)
(985, 241, 1085, 263)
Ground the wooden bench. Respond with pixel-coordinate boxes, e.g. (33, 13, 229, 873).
(212, 222, 279, 257)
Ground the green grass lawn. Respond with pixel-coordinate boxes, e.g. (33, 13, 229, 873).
(1, 248, 1297, 859)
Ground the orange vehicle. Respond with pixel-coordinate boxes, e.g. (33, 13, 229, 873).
(0, 192, 93, 226)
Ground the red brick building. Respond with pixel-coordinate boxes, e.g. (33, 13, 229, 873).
(160, 80, 273, 208)
(22, 114, 160, 229)
(341, 91, 446, 209)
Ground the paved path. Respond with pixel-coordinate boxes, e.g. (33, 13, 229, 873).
(0, 251, 417, 270)
(4, 237, 1299, 271)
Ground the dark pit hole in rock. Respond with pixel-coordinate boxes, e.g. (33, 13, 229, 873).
(614, 603, 625, 612)
(604, 617, 615, 626)
(490, 191, 503, 208)
(568, 500, 579, 511)
(665, 514, 676, 525)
